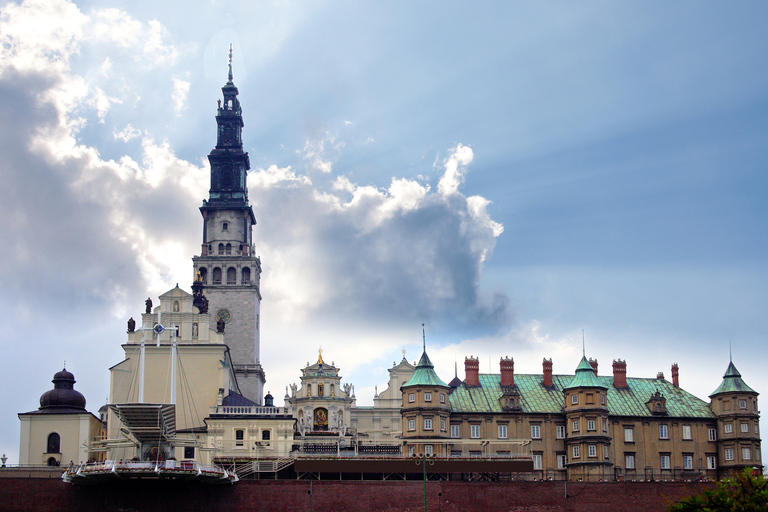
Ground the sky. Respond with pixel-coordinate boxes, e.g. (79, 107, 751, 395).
(1, 0, 767, 464)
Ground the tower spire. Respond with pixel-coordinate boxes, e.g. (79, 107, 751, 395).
(228, 44, 233, 83)
(422, 323, 426, 352)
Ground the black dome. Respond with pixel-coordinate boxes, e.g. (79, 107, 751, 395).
(39, 368, 86, 410)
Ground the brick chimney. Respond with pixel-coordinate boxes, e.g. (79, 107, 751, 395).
(612, 359, 627, 388)
(671, 363, 679, 387)
(589, 358, 598, 376)
(543, 358, 553, 387)
(500, 357, 514, 387)
(656, 371, 665, 380)
(464, 356, 480, 387)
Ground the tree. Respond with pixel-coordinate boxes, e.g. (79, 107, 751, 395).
(669, 468, 768, 512)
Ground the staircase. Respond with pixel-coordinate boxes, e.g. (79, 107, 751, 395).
(233, 456, 295, 479)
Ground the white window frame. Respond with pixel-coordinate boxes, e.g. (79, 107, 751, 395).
(624, 427, 634, 443)
(532, 453, 542, 470)
(725, 448, 734, 461)
(660, 454, 671, 469)
(441, 419, 446, 432)
(600, 394, 605, 405)
(707, 455, 717, 469)
(588, 445, 597, 458)
(741, 422, 749, 433)
(571, 394, 578, 405)
(625, 454, 635, 469)
(556, 425, 565, 439)
(408, 419, 415, 431)
(682, 425, 692, 440)
(470, 424, 480, 439)
(424, 418, 432, 430)
(557, 454, 567, 469)
(440, 394, 445, 403)
(424, 444, 433, 456)
(659, 424, 668, 439)
(740, 399, 747, 409)
(235, 429, 245, 447)
(587, 420, 596, 431)
(683, 455, 693, 470)
(424, 392, 432, 402)
(408, 445, 415, 456)
(408, 393, 415, 403)
(572, 445, 580, 458)
(450, 424, 460, 438)
(572, 420, 579, 432)
(742, 447, 751, 460)
(724, 423, 733, 434)
(498, 425, 508, 439)
(708, 428, 716, 441)
(531, 425, 540, 439)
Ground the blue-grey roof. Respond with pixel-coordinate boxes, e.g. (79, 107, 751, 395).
(449, 373, 715, 419)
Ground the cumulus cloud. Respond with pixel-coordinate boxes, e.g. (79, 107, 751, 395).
(172, 78, 190, 114)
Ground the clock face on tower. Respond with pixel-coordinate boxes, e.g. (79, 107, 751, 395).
(216, 308, 232, 323)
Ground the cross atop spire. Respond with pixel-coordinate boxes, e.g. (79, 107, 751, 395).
(228, 44, 233, 83)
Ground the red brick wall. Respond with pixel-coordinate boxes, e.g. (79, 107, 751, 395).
(0, 478, 714, 512)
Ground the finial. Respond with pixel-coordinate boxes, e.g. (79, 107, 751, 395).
(422, 323, 426, 352)
(63, 360, 66, 369)
(729, 340, 732, 363)
(318, 346, 323, 364)
(228, 44, 233, 82)
(582, 329, 585, 357)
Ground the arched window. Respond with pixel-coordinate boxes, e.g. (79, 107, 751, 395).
(218, 243, 224, 255)
(241, 267, 250, 284)
(212, 267, 222, 284)
(47, 433, 60, 454)
(226, 267, 237, 285)
(47, 457, 58, 467)
(222, 222, 228, 232)
(225, 243, 232, 255)
(173, 301, 179, 312)
(199, 267, 208, 284)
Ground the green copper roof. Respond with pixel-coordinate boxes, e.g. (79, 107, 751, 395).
(402, 351, 448, 388)
(710, 362, 757, 397)
(449, 373, 715, 419)
(564, 356, 608, 390)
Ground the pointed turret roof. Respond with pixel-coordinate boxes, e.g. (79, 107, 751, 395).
(710, 361, 757, 397)
(564, 356, 608, 390)
(402, 351, 448, 388)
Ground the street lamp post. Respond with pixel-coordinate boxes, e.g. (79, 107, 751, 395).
(413, 452, 435, 512)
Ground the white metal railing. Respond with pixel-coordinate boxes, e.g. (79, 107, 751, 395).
(209, 405, 289, 415)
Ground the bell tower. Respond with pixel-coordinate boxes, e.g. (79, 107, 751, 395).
(192, 46, 265, 404)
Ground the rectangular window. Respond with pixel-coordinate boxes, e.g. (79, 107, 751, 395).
(440, 394, 445, 403)
(600, 394, 605, 405)
(740, 399, 747, 409)
(408, 393, 415, 403)
(659, 424, 668, 439)
(424, 445, 433, 456)
(424, 418, 432, 430)
(572, 420, 579, 432)
(742, 447, 751, 460)
(424, 392, 432, 402)
(557, 454, 567, 469)
(470, 425, 480, 439)
(532, 453, 542, 470)
(235, 429, 244, 447)
(587, 420, 596, 431)
(724, 423, 733, 434)
(184, 446, 195, 459)
(624, 427, 634, 443)
(572, 446, 580, 458)
(708, 428, 717, 441)
(408, 419, 415, 431)
(498, 425, 508, 439)
(707, 455, 717, 469)
(588, 445, 597, 457)
(531, 425, 540, 439)
(602, 418, 608, 433)
(725, 448, 734, 461)
(660, 454, 671, 469)
(261, 430, 271, 441)
(556, 425, 566, 439)
(682, 425, 692, 440)
(683, 455, 693, 470)
(408, 445, 415, 456)
(450, 424, 460, 438)
(604, 445, 609, 459)
(625, 454, 635, 469)
(741, 422, 749, 433)
(571, 394, 578, 405)
(441, 419, 446, 432)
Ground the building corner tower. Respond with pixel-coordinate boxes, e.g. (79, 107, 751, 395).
(192, 48, 265, 404)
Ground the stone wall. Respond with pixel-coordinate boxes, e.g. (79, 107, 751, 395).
(0, 477, 714, 512)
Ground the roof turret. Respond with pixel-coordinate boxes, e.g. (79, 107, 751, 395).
(402, 350, 449, 388)
(564, 356, 608, 390)
(710, 361, 757, 397)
